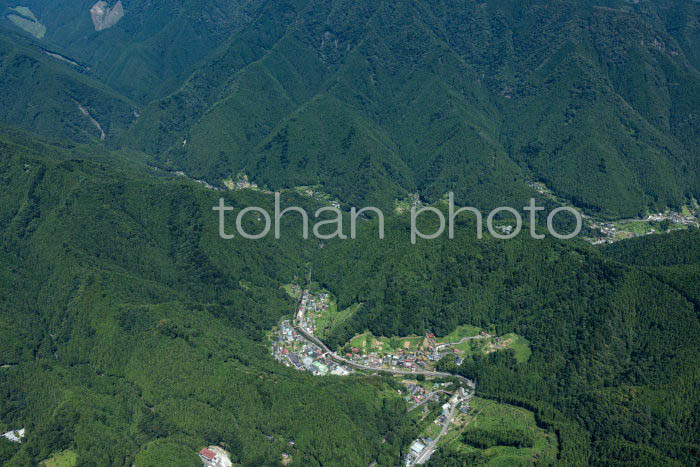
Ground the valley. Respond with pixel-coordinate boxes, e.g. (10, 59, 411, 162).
(1, 0, 700, 465)
(269, 286, 543, 464)
(529, 180, 700, 244)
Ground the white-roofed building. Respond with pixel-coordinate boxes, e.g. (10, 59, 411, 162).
(2, 428, 25, 443)
(410, 440, 426, 455)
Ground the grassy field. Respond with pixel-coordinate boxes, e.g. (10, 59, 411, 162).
(315, 302, 361, 339)
(454, 338, 487, 354)
(348, 332, 425, 354)
(483, 333, 532, 363)
(615, 220, 655, 236)
(424, 421, 443, 439)
(448, 398, 558, 465)
(281, 283, 302, 299)
(614, 219, 689, 239)
(40, 450, 78, 467)
(501, 333, 532, 363)
(436, 325, 483, 344)
(437, 328, 531, 363)
(344, 328, 531, 364)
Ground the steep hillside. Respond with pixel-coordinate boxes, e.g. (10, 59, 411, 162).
(311, 211, 700, 465)
(0, 131, 415, 466)
(0, 30, 136, 142)
(4, 0, 700, 216)
(1, 1, 700, 465)
(1, 129, 698, 465)
(0, 0, 264, 102)
(123, 0, 700, 217)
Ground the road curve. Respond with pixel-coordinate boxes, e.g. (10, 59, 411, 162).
(434, 334, 490, 351)
(293, 324, 475, 388)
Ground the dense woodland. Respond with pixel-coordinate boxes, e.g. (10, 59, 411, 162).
(0, 130, 697, 465)
(0, 131, 423, 465)
(2, 1, 700, 216)
(313, 213, 700, 465)
(1, 0, 700, 465)
(123, 0, 700, 216)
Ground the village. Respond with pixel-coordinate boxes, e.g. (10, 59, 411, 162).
(271, 289, 493, 376)
(587, 209, 700, 244)
(272, 317, 352, 376)
(528, 180, 700, 244)
(403, 385, 473, 466)
(269, 287, 489, 465)
(224, 173, 343, 210)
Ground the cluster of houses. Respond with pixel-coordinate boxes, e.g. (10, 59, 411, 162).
(403, 383, 429, 404)
(589, 209, 700, 245)
(527, 180, 550, 196)
(401, 382, 459, 407)
(223, 173, 262, 191)
(232, 176, 259, 191)
(272, 320, 351, 377)
(345, 348, 441, 371)
(647, 211, 699, 227)
(343, 337, 466, 372)
(272, 289, 352, 377)
(404, 387, 472, 466)
(527, 179, 700, 244)
(270, 296, 480, 466)
(295, 291, 330, 334)
(588, 222, 620, 244)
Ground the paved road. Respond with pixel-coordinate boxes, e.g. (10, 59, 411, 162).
(293, 324, 475, 388)
(434, 334, 490, 351)
(291, 312, 476, 466)
(413, 398, 458, 465)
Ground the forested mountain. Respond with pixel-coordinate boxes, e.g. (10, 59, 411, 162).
(0, 0, 263, 102)
(3, 0, 700, 216)
(313, 215, 700, 465)
(0, 131, 416, 466)
(124, 0, 700, 217)
(0, 128, 697, 465)
(0, 30, 136, 143)
(1, 0, 700, 466)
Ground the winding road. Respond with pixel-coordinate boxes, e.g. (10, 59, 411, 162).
(292, 293, 476, 465)
(293, 324, 476, 388)
(434, 333, 490, 351)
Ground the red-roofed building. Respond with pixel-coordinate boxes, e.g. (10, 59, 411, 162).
(200, 448, 218, 463)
